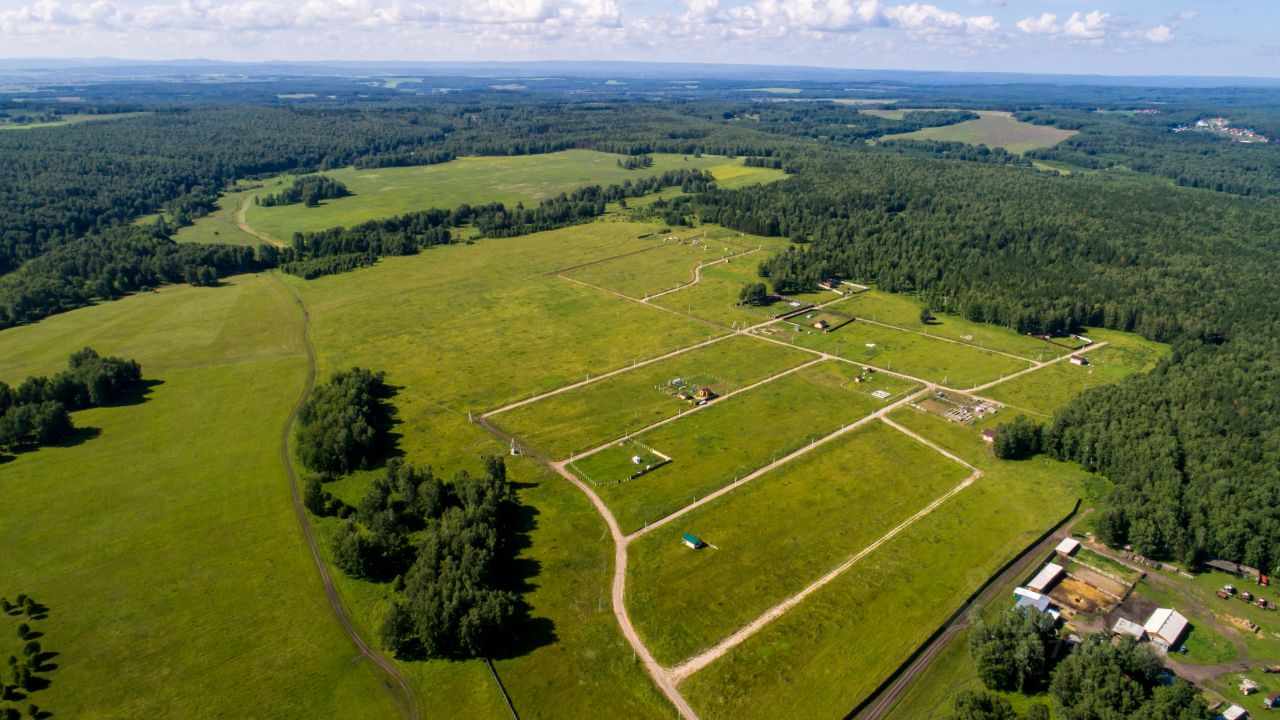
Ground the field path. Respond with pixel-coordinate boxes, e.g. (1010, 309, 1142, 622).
(236, 194, 287, 248)
(971, 341, 1108, 392)
(644, 249, 761, 302)
(855, 316, 1041, 365)
(669, 462, 981, 682)
(275, 275, 419, 720)
(628, 388, 930, 541)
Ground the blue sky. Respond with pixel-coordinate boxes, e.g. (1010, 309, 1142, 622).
(0, 0, 1274, 77)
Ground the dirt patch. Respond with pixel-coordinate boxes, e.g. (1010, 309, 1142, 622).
(1051, 577, 1121, 615)
(1068, 565, 1130, 599)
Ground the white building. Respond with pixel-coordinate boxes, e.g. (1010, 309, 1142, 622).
(1028, 563, 1065, 593)
(1220, 704, 1248, 720)
(1112, 617, 1146, 641)
(1144, 608, 1190, 650)
(1056, 538, 1081, 557)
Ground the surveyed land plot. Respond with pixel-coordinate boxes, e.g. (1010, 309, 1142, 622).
(883, 111, 1078, 154)
(578, 361, 918, 533)
(0, 276, 401, 718)
(491, 335, 810, 459)
(626, 421, 971, 666)
(983, 329, 1168, 414)
(650, 260, 789, 327)
(679, 453, 1084, 720)
(562, 234, 753, 299)
(843, 290, 1071, 361)
(776, 318, 1032, 388)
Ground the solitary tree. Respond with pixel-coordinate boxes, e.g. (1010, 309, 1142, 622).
(920, 306, 936, 324)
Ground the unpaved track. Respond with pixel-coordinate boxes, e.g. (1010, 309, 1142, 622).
(235, 195, 286, 248)
(670, 462, 981, 682)
(276, 275, 419, 720)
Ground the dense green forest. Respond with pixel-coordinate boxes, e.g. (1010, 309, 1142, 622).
(1, 89, 1278, 578)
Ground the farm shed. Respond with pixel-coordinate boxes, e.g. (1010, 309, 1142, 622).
(1056, 538, 1081, 557)
(1220, 704, 1248, 720)
(1112, 617, 1147, 641)
(1028, 563, 1065, 593)
(1069, 355, 1088, 365)
(682, 533, 705, 550)
(981, 428, 996, 443)
(1144, 608, 1189, 650)
(1266, 692, 1280, 709)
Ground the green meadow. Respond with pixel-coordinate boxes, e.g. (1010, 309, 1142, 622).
(681, 407, 1089, 719)
(650, 259, 791, 327)
(628, 421, 971, 666)
(883, 111, 1078, 154)
(564, 236, 751, 300)
(779, 317, 1033, 388)
(492, 334, 810, 460)
(0, 276, 401, 718)
(984, 328, 1169, 414)
(581, 361, 918, 533)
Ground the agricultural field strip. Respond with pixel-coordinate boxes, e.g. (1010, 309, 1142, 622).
(667, 419, 981, 682)
(624, 387, 930, 542)
(856, 316, 1042, 364)
(560, 357, 827, 465)
(559, 273, 729, 331)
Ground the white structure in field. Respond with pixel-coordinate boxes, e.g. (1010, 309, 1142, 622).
(1144, 608, 1190, 650)
(1056, 538, 1081, 557)
(1027, 563, 1065, 593)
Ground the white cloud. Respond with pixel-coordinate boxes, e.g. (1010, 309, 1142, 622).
(1176, 10, 1197, 22)
(1061, 10, 1108, 39)
(1144, 24, 1173, 43)
(1016, 12, 1058, 35)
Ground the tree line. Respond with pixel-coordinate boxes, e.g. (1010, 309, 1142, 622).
(1, 348, 143, 453)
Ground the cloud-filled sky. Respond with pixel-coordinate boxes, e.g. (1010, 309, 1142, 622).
(0, 0, 1274, 77)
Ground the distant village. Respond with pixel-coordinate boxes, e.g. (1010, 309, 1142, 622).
(1174, 117, 1271, 144)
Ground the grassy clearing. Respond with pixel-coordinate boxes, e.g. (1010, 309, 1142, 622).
(171, 182, 268, 246)
(984, 329, 1168, 414)
(884, 111, 1078, 154)
(650, 259, 786, 327)
(582, 361, 918, 533)
(1075, 547, 1143, 584)
(0, 275, 400, 718)
(1130, 568, 1280, 663)
(771, 316, 1033, 388)
(844, 290, 1070, 360)
(492, 335, 810, 460)
(628, 421, 970, 666)
(681, 407, 1086, 718)
(241, 151, 745, 242)
(0, 111, 150, 130)
(563, 235, 750, 299)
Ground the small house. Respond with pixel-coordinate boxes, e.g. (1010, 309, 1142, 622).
(1112, 617, 1147, 641)
(675, 391, 693, 401)
(693, 387, 715, 401)
(1144, 608, 1190, 650)
(981, 428, 996, 443)
(682, 532, 705, 550)
(1069, 355, 1088, 366)
(1028, 563, 1065, 594)
(1056, 538, 1082, 557)
(1221, 704, 1249, 720)
(813, 320, 829, 330)
(1265, 692, 1280, 708)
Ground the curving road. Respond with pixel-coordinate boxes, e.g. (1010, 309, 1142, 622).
(276, 275, 420, 720)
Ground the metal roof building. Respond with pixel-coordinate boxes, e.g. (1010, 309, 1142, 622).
(1027, 563, 1065, 593)
(1144, 608, 1190, 650)
(1056, 538, 1081, 556)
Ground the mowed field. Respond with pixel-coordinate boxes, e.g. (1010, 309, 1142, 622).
(492, 334, 811, 460)
(884, 111, 1078, 154)
(628, 421, 970, 666)
(983, 328, 1169, 415)
(0, 276, 401, 718)
(679, 406, 1090, 719)
(776, 314, 1033, 388)
(562, 231, 756, 300)
(581, 361, 919, 533)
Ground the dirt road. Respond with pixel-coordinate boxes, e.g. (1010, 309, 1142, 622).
(276, 276, 419, 720)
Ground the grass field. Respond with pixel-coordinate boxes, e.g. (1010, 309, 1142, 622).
(239, 151, 777, 243)
(883, 111, 1078, 154)
(680, 406, 1088, 719)
(650, 259, 794, 327)
(628, 421, 969, 666)
(0, 111, 150, 130)
(984, 328, 1169, 414)
(581, 361, 918, 533)
(843, 290, 1072, 361)
(172, 183, 267, 246)
(563, 234, 752, 299)
(292, 218, 781, 717)
(0, 276, 401, 718)
(492, 335, 810, 460)
(774, 316, 1033, 388)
